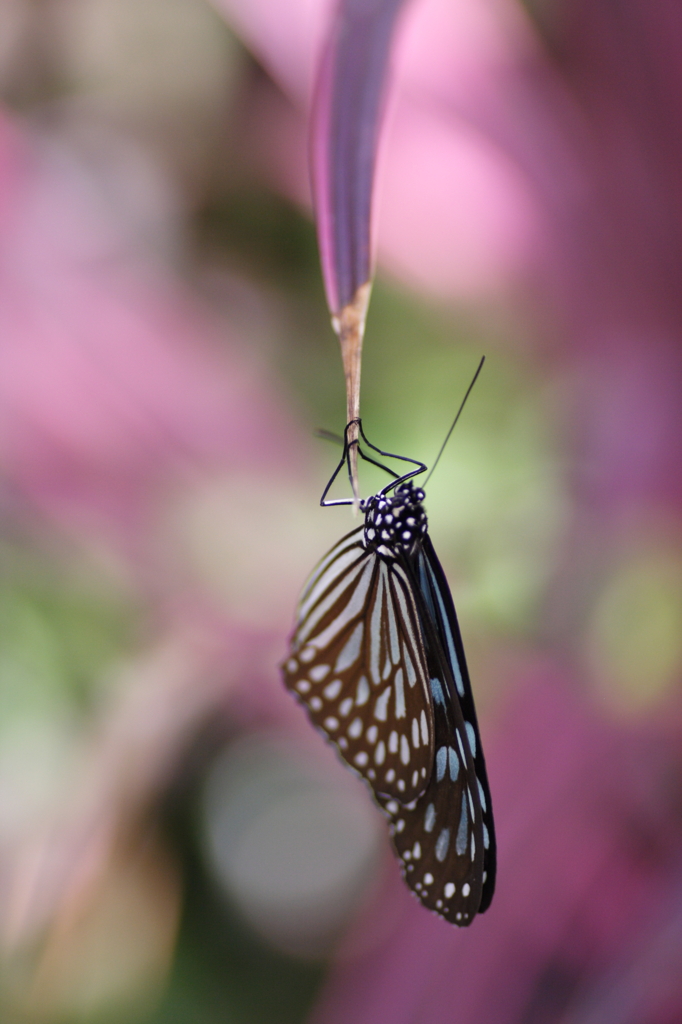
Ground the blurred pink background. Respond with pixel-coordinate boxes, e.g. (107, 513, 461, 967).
(1, 1, 682, 1022)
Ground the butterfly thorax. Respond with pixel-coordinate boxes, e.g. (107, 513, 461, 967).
(362, 481, 428, 558)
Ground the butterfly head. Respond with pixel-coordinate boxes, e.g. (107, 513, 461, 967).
(362, 481, 428, 557)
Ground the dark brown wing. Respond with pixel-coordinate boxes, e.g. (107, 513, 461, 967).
(376, 541, 495, 925)
(377, 675, 488, 925)
(282, 527, 435, 803)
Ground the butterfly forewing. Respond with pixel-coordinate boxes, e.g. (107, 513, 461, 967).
(282, 528, 435, 803)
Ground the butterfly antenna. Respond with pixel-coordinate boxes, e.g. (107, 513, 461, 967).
(424, 356, 485, 486)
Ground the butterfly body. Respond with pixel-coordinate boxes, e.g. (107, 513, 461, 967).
(282, 479, 496, 924)
(362, 482, 428, 558)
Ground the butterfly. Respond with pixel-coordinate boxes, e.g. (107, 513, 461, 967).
(281, 376, 495, 925)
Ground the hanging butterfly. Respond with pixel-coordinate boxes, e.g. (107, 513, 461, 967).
(281, 363, 495, 925)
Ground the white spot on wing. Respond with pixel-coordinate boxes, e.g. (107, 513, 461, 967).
(411, 718, 419, 748)
(394, 668, 405, 718)
(375, 687, 391, 721)
(420, 710, 428, 745)
(310, 664, 330, 682)
(367, 725, 378, 743)
(435, 828, 450, 862)
(348, 718, 362, 738)
(388, 731, 398, 753)
(456, 800, 468, 855)
(388, 598, 400, 664)
(339, 697, 353, 716)
(354, 751, 369, 767)
(464, 721, 477, 758)
(402, 643, 416, 686)
(369, 567, 385, 684)
(335, 622, 364, 672)
(462, 883, 470, 897)
(424, 803, 436, 832)
(309, 696, 322, 711)
(323, 679, 342, 700)
(356, 676, 369, 706)
(444, 882, 455, 899)
(400, 735, 410, 765)
(375, 740, 386, 765)
(430, 678, 445, 705)
(436, 746, 447, 781)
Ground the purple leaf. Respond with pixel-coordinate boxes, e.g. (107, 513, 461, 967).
(311, 0, 406, 317)
(310, 0, 407, 485)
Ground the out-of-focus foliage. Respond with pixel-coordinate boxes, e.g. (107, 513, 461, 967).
(1, 1, 681, 1023)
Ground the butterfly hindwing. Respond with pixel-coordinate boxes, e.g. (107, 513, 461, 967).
(416, 538, 496, 914)
(377, 667, 485, 925)
(373, 534, 496, 925)
(282, 527, 435, 803)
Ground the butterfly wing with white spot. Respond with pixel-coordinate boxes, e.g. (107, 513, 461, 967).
(417, 537, 496, 913)
(282, 528, 435, 803)
(377, 669, 486, 926)
(376, 538, 495, 924)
